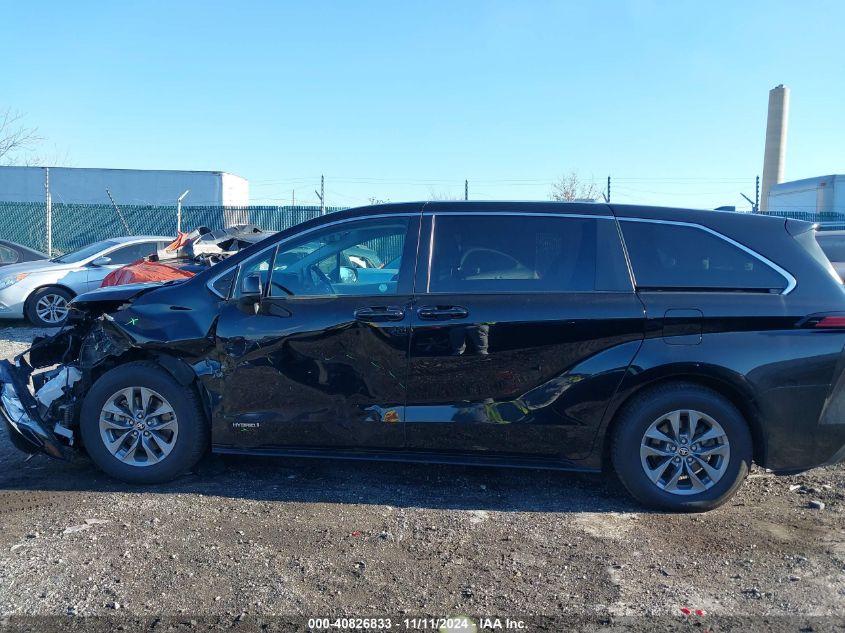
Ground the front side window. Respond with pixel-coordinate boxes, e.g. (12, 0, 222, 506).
(106, 242, 159, 265)
(53, 240, 119, 264)
(269, 217, 409, 297)
(621, 220, 787, 292)
(428, 214, 625, 293)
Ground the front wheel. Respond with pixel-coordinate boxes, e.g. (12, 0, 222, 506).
(79, 361, 208, 484)
(26, 286, 73, 327)
(611, 382, 752, 512)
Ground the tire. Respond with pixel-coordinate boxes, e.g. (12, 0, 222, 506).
(26, 286, 73, 327)
(79, 361, 208, 484)
(611, 382, 752, 512)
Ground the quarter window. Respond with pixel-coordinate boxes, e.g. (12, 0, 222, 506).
(620, 221, 786, 291)
(211, 268, 236, 299)
(234, 248, 274, 298)
(0, 245, 18, 264)
(428, 214, 628, 293)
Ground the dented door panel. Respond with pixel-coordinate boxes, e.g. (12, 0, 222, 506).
(212, 296, 410, 449)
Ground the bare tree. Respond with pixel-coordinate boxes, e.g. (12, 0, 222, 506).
(23, 145, 74, 167)
(550, 171, 600, 202)
(0, 108, 44, 165)
(427, 187, 462, 201)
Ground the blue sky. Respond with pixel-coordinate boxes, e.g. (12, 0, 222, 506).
(5, 1, 845, 209)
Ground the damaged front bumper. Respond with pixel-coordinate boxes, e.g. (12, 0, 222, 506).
(1, 282, 212, 461)
(0, 310, 133, 460)
(0, 359, 67, 458)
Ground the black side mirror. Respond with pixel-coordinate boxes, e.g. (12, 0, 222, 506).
(241, 273, 263, 297)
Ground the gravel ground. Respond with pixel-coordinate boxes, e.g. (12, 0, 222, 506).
(0, 321, 844, 631)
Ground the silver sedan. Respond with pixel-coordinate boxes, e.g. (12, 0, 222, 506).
(0, 235, 172, 327)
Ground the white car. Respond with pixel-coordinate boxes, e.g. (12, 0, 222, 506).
(0, 235, 172, 327)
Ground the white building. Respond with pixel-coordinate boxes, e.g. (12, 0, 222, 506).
(767, 175, 845, 214)
(0, 166, 248, 206)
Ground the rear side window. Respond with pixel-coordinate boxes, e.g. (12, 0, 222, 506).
(107, 242, 159, 265)
(428, 214, 630, 293)
(620, 221, 786, 292)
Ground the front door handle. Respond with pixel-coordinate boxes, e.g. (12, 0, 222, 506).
(353, 306, 406, 322)
(417, 305, 469, 320)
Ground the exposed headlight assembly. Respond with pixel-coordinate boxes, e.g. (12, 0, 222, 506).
(0, 273, 29, 291)
(1, 383, 27, 423)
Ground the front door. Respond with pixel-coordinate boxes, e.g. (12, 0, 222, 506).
(406, 211, 645, 462)
(213, 213, 420, 450)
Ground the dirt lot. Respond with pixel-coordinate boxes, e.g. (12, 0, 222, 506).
(0, 321, 844, 632)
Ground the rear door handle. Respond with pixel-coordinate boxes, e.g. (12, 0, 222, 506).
(417, 305, 469, 320)
(353, 306, 406, 322)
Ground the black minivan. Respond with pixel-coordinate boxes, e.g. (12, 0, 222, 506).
(4, 202, 845, 511)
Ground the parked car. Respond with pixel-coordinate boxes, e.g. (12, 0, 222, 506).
(0, 240, 48, 267)
(101, 225, 270, 287)
(815, 230, 845, 281)
(3, 202, 845, 512)
(103, 225, 398, 289)
(0, 236, 172, 326)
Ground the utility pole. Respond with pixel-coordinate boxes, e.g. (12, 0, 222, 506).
(292, 190, 295, 206)
(741, 175, 761, 213)
(176, 189, 190, 233)
(602, 175, 611, 203)
(314, 175, 325, 214)
(44, 167, 52, 257)
(464, 179, 468, 201)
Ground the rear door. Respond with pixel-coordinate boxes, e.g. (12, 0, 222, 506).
(405, 209, 645, 461)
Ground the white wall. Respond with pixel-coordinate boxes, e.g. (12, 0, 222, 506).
(0, 166, 249, 206)
(220, 172, 249, 206)
(768, 175, 844, 213)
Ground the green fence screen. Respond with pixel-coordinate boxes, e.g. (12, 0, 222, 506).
(0, 202, 348, 255)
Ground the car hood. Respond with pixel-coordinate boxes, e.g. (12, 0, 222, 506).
(0, 258, 74, 277)
(73, 282, 168, 307)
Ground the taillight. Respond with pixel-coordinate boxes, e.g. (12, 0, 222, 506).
(815, 316, 845, 328)
(800, 314, 845, 328)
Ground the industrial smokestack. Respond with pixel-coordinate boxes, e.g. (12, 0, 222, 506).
(760, 84, 790, 211)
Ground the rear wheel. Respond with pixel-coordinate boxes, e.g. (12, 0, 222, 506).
(79, 361, 208, 484)
(611, 382, 752, 512)
(26, 286, 73, 327)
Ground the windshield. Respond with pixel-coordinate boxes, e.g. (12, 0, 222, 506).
(52, 240, 119, 264)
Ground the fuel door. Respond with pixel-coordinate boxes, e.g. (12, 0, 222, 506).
(662, 308, 703, 345)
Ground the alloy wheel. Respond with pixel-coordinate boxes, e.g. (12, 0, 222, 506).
(639, 409, 730, 495)
(98, 386, 179, 467)
(35, 293, 69, 324)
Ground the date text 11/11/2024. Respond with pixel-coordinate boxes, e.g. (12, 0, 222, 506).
(306, 616, 527, 631)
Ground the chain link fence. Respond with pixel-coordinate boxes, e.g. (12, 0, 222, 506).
(3, 201, 845, 257)
(759, 210, 845, 230)
(0, 202, 349, 255)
